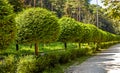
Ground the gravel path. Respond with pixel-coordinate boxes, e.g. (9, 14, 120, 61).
(65, 44, 120, 73)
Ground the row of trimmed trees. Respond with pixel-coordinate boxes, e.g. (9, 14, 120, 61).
(0, 0, 120, 56)
(58, 17, 120, 49)
(15, 8, 120, 55)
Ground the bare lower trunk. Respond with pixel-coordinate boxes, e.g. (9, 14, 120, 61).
(34, 0, 36, 7)
(79, 43, 81, 48)
(64, 42, 67, 50)
(35, 43, 39, 56)
(16, 41, 19, 51)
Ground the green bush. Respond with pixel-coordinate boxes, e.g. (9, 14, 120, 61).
(16, 8, 60, 44)
(17, 55, 36, 73)
(36, 56, 49, 72)
(1, 42, 118, 73)
(59, 51, 71, 64)
(88, 24, 101, 43)
(80, 24, 93, 43)
(0, 55, 16, 73)
(0, 0, 16, 50)
(58, 17, 84, 43)
(69, 49, 78, 60)
(46, 53, 60, 67)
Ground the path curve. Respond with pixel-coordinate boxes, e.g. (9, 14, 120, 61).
(65, 44, 120, 73)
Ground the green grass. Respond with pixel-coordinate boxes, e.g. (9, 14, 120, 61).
(0, 42, 80, 56)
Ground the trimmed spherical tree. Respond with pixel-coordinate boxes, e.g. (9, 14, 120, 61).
(15, 8, 60, 55)
(91, 26, 101, 43)
(0, 0, 16, 50)
(58, 17, 84, 49)
(80, 24, 93, 43)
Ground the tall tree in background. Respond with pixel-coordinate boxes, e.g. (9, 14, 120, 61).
(102, 0, 120, 34)
(102, 0, 120, 19)
(64, 0, 92, 23)
(11, 0, 118, 34)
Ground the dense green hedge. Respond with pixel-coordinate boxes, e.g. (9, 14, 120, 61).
(0, 41, 119, 73)
(0, 47, 92, 73)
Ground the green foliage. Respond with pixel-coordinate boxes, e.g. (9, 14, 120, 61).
(15, 8, 60, 44)
(102, 0, 120, 19)
(58, 16, 120, 45)
(92, 26, 101, 42)
(17, 55, 36, 73)
(59, 51, 71, 64)
(45, 53, 60, 67)
(58, 17, 84, 43)
(0, 41, 119, 73)
(0, 55, 16, 73)
(36, 56, 49, 72)
(80, 24, 93, 43)
(8, 0, 24, 12)
(0, 0, 13, 18)
(36, 53, 60, 72)
(0, 0, 16, 50)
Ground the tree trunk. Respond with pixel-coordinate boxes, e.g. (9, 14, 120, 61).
(35, 43, 39, 56)
(29, 0, 32, 7)
(64, 42, 67, 50)
(34, 0, 36, 7)
(79, 43, 81, 48)
(16, 41, 19, 51)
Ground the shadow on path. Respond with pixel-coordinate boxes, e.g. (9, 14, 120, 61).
(65, 44, 120, 73)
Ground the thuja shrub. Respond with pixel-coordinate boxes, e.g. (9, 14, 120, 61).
(58, 17, 84, 48)
(16, 8, 60, 43)
(80, 24, 93, 43)
(58, 17, 84, 42)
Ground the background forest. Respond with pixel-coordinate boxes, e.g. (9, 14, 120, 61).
(9, 0, 120, 34)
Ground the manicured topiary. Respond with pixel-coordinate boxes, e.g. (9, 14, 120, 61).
(15, 8, 60, 55)
(0, 0, 16, 50)
(58, 17, 84, 49)
(80, 24, 93, 43)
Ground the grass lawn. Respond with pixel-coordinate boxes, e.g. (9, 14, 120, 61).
(0, 42, 87, 56)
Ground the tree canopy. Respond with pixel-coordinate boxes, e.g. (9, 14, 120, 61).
(0, 0, 16, 50)
(15, 8, 60, 55)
